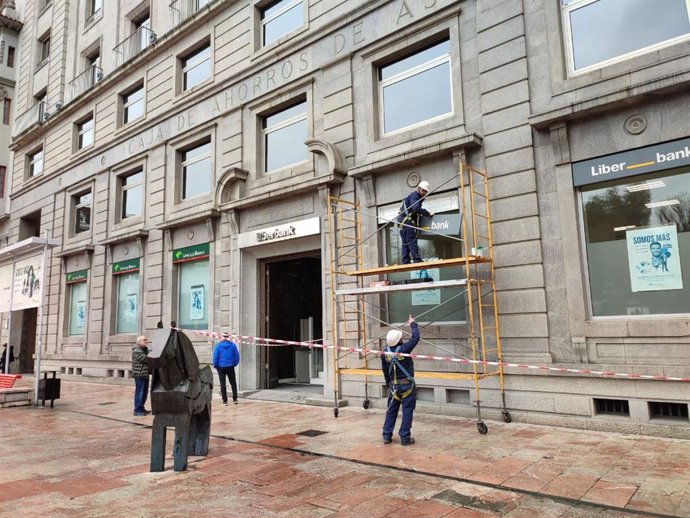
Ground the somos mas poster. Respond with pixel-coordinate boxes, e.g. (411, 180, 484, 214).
(626, 225, 683, 292)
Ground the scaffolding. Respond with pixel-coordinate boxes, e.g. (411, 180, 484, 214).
(326, 162, 510, 434)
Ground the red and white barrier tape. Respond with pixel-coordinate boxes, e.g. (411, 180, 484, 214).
(174, 328, 690, 383)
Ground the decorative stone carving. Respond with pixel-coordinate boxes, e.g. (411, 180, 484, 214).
(624, 114, 647, 135)
(216, 167, 249, 205)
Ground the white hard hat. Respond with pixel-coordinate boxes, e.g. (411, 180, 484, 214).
(386, 329, 403, 347)
(417, 180, 430, 192)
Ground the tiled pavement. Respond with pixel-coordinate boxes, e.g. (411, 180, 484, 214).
(1, 380, 689, 517)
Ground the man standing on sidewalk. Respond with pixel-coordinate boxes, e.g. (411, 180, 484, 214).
(132, 335, 150, 416)
(381, 315, 420, 445)
(213, 333, 240, 405)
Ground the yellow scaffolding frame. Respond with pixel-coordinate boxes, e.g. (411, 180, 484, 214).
(326, 162, 509, 433)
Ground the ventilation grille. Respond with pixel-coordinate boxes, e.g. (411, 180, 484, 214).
(649, 401, 689, 421)
(594, 398, 630, 416)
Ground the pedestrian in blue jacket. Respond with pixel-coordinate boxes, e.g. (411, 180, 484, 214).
(213, 333, 240, 405)
(396, 180, 433, 264)
(381, 315, 420, 445)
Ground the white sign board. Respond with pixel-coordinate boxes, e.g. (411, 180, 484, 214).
(12, 255, 43, 310)
(0, 264, 12, 313)
(238, 217, 321, 248)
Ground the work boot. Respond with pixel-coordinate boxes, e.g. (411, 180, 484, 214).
(382, 435, 392, 444)
(401, 437, 415, 446)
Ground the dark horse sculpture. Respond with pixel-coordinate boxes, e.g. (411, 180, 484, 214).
(146, 326, 213, 471)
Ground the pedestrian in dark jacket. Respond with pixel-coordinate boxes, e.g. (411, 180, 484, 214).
(381, 315, 420, 445)
(132, 335, 150, 416)
(0, 343, 15, 373)
(213, 334, 240, 405)
(397, 181, 433, 264)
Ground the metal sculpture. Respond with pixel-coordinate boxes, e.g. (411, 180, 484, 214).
(146, 326, 213, 472)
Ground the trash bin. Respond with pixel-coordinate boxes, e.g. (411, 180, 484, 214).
(38, 371, 61, 407)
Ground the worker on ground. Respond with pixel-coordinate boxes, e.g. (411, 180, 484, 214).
(381, 314, 420, 445)
(397, 180, 433, 264)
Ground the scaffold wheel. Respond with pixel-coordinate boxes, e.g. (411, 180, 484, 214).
(363, 399, 370, 409)
(333, 407, 339, 418)
(502, 411, 512, 423)
(477, 422, 488, 434)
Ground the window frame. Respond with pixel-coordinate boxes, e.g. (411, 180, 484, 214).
(114, 269, 140, 335)
(121, 82, 145, 126)
(75, 114, 95, 151)
(88, 0, 103, 20)
(72, 190, 92, 237)
(176, 256, 210, 331)
(119, 169, 144, 221)
(561, 0, 690, 76)
(3, 98, 10, 125)
(260, 0, 304, 47)
(7, 46, 14, 68)
(261, 98, 308, 174)
(577, 168, 690, 320)
(180, 41, 212, 93)
(377, 38, 453, 136)
(67, 279, 88, 336)
(179, 139, 213, 202)
(27, 148, 44, 178)
(38, 33, 51, 63)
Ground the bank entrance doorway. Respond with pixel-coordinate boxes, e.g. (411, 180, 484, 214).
(263, 255, 323, 389)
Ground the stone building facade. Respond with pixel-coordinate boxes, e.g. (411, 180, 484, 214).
(5, 0, 690, 436)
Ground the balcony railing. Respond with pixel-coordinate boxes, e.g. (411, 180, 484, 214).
(113, 26, 156, 68)
(13, 101, 45, 137)
(170, 0, 211, 27)
(67, 64, 103, 103)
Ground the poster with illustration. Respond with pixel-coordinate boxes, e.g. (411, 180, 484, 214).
(190, 285, 205, 320)
(411, 267, 440, 306)
(12, 255, 43, 310)
(76, 300, 86, 328)
(126, 293, 137, 319)
(626, 225, 683, 292)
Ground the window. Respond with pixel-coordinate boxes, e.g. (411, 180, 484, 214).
(0, 166, 6, 198)
(180, 141, 212, 200)
(76, 115, 94, 150)
(178, 258, 209, 330)
(581, 168, 690, 317)
(3, 98, 10, 125)
(7, 46, 14, 68)
(68, 279, 87, 336)
(115, 265, 139, 334)
(134, 14, 151, 52)
(39, 34, 50, 62)
(262, 100, 307, 172)
(87, 51, 102, 84)
(562, 0, 690, 73)
(73, 191, 92, 235)
(261, 0, 304, 46)
(379, 193, 466, 323)
(122, 84, 144, 124)
(181, 44, 211, 91)
(119, 170, 143, 219)
(88, 0, 102, 19)
(28, 148, 44, 178)
(378, 39, 452, 135)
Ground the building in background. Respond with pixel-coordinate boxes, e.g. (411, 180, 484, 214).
(0, 0, 22, 245)
(4, 0, 690, 436)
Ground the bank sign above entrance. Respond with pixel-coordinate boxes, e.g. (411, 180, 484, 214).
(572, 137, 690, 187)
(238, 217, 321, 249)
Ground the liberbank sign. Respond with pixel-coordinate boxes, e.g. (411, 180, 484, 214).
(572, 138, 690, 187)
(238, 217, 321, 248)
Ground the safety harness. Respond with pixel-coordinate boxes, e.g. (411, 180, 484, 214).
(386, 345, 415, 401)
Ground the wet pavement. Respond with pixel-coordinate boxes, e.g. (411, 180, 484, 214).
(1, 379, 689, 517)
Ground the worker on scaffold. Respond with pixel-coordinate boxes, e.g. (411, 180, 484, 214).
(381, 314, 420, 446)
(397, 180, 433, 264)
